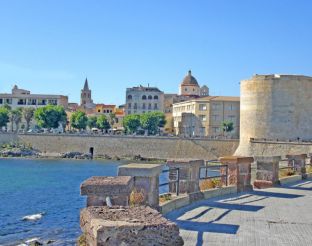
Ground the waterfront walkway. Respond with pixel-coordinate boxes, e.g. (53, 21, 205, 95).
(166, 179, 312, 246)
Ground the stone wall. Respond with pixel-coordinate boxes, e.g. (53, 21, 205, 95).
(0, 133, 239, 160)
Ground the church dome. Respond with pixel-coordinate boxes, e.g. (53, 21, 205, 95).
(181, 70, 199, 86)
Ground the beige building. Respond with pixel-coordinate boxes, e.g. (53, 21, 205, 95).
(0, 85, 68, 109)
(173, 96, 240, 138)
(125, 85, 164, 115)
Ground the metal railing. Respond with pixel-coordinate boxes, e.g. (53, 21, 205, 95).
(159, 167, 180, 196)
(279, 159, 297, 176)
(199, 161, 228, 186)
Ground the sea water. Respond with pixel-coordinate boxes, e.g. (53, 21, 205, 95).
(0, 159, 122, 245)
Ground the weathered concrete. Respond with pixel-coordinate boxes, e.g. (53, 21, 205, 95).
(118, 163, 163, 208)
(80, 206, 184, 246)
(219, 156, 253, 192)
(0, 133, 239, 160)
(286, 154, 307, 174)
(80, 176, 134, 206)
(167, 159, 204, 194)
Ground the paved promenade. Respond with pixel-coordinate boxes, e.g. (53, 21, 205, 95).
(166, 179, 312, 246)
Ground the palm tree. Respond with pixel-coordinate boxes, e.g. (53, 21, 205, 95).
(23, 108, 35, 131)
(11, 108, 23, 133)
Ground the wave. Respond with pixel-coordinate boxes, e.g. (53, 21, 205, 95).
(22, 212, 45, 221)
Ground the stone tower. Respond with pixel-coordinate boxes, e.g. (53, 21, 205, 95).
(235, 74, 312, 156)
(80, 78, 93, 106)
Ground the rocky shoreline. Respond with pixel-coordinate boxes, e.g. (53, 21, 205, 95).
(0, 143, 165, 163)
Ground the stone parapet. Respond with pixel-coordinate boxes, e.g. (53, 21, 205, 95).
(118, 163, 163, 208)
(80, 176, 133, 207)
(219, 156, 253, 192)
(254, 156, 281, 188)
(80, 206, 184, 246)
(167, 159, 203, 194)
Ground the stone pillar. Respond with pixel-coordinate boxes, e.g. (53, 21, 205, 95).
(80, 176, 134, 207)
(253, 156, 281, 189)
(219, 156, 254, 192)
(166, 159, 203, 194)
(118, 163, 163, 208)
(286, 154, 307, 175)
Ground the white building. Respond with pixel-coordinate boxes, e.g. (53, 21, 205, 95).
(0, 85, 68, 109)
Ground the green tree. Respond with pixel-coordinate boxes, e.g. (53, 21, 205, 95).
(140, 112, 160, 135)
(23, 107, 35, 131)
(0, 106, 10, 130)
(34, 105, 67, 129)
(96, 115, 110, 132)
(221, 121, 234, 135)
(87, 116, 98, 129)
(11, 108, 23, 133)
(123, 114, 141, 134)
(70, 111, 88, 130)
(151, 111, 166, 127)
(108, 112, 117, 126)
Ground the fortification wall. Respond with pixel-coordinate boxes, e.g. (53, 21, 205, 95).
(249, 140, 312, 157)
(0, 133, 239, 160)
(235, 74, 312, 156)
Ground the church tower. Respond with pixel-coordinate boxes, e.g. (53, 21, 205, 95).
(80, 78, 93, 106)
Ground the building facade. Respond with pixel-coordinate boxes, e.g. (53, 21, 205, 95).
(0, 85, 68, 109)
(125, 85, 164, 115)
(173, 96, 240, 138)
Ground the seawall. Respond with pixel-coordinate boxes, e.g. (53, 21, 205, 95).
(0, 133, 239, 160)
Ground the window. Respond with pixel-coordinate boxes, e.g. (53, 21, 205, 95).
(5, 98, 12, 104)
(199, 104, 207, 111)
(128, 110, 131, 114)
(228, 104, 236, 110)
(0, 99, 2, 104)
(148, 103, 152, 109)
(228, 115, 236, 121)
(185, 88, 187, 91)
(18, 99, 26, 105)
(127, 95, 132, 100)
(154, 95, 158, 100)
(134, 103, 137, 109)
(28, 99, 36, 105)
(142, 103, 146, 109)
(128, 103, 131, 108)
(98, 109, 101, 112)
(199, 115, 206, 121)
(154, 103, 158, 109)
(212, 103, 220, 110)
(48, 99, 57, 105)
(148, 95, 152, 100)
(213, 127, 220, 133)
(38, 99, 47, 105)
(212, 115, 219, 121)
(142, 95, 147, 100)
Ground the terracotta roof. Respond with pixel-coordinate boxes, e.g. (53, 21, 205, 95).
(181, 70, 199, 86)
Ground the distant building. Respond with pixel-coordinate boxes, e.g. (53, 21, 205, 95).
(173, 96, 240, 138)
(125, 85, 164, 115)
(80, 78, 96, 114)
(179, 70, 209, 97)
(0, 85, 68, 109)
(95, 104, 116, 115)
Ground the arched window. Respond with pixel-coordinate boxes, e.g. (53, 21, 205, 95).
(154, 95, 158, 100)
(148, 95, 152, 100)
(127, 95, 132, 100)
(148, 103, 152, 109)
(142, 95, 147, 100)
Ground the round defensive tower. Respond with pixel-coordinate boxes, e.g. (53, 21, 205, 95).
(235, 74, 312, 156)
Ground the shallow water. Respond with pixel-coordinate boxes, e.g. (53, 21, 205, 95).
(0, 158, 122, 245)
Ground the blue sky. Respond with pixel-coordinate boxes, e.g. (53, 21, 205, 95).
(0, 0, 311, 105)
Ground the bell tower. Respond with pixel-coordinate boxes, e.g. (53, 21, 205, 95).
(80, 78, 92, 106)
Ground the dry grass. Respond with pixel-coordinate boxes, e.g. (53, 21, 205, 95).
(129, 188, 145, 206)
(159, 193, 172, 203)
(306, 165, 312, 173)
(279, 168, 295, 178)
(200, 178, 222, 191)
